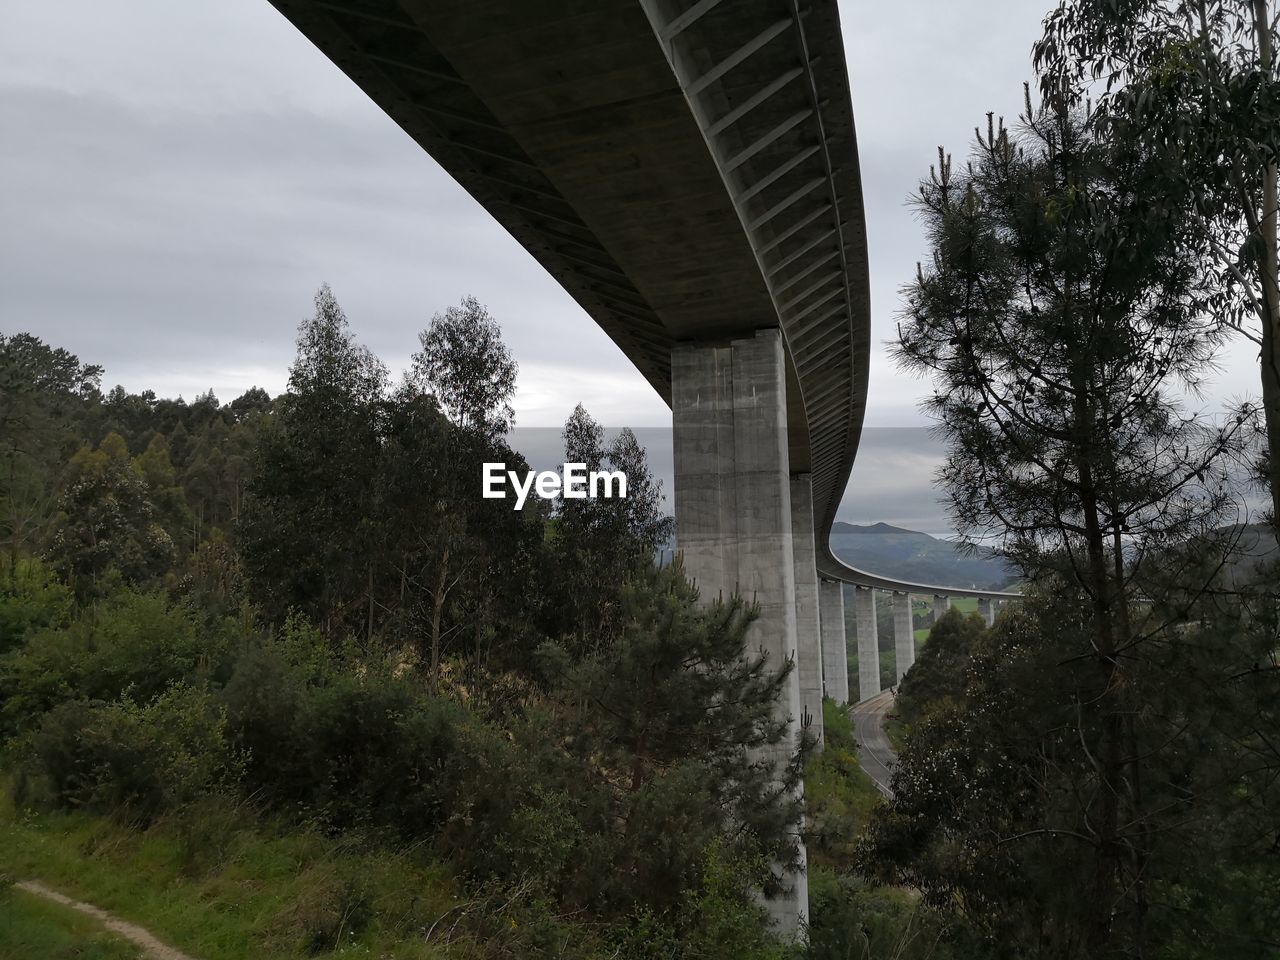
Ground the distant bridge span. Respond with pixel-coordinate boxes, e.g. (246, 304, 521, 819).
(268, 0, 1016, 931)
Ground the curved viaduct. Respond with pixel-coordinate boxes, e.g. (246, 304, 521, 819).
(268, 0, 1016, 932)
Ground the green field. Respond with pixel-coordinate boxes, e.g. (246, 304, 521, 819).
(0, 787, 460, 960)
(0, 884, 140, 960)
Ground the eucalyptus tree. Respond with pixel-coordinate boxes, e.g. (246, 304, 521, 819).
(411, 295, 518, 439)
(240, 285, 388, 635)
(550, 405, 673, 653)
(1036, 0, 1280, 523)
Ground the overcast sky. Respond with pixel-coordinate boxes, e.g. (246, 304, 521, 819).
(0, 0, 1260, 535)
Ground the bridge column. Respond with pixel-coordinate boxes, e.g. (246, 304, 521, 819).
(932, 594, 950, 627)
(671, 329, 807, 932)
(790, 475, 824, 744)
(819, 579, 848, 705)
(978, 596, 994, 627)
(855, 586, 880, 702)
(892, 591, 914, 683)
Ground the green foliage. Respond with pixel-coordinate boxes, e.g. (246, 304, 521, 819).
(0, 301, 801, 956)
(220, 630, 463, 838)
(411, 294, 518, 438)
(240, 285, 386, 631)
(542, 562, 802, 914)
(1036, 0, 1280, 520)
(0, 557, 72, 655)
(0, 589, 236, 736)
(0, 333, 103, 573)
(547, 405, 674, 653)
(807, 868, 962, 960)
(0, 884, 139, 960)
(804, 700, 883, 872)
(25, 683, 243, 822)
(859, 587, 1280, 959)
(47, 434, 176, 597)
(893, 608, 986, 728)
(440, 564, 800, 929)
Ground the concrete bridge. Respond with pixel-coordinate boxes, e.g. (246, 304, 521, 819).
(268, 0, 1016, 933)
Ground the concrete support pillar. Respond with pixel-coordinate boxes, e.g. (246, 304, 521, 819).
(892, 591, 914, 683)
(978, 596, 994, 627)
(819, 579, 848, 705)
(932, 593, 950, 627)
(855, 586, 880, 702)
(671, 329, 806, 934)
(790, 475, 823, 744)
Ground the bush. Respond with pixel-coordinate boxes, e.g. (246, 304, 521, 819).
(0, 588, 238, 735)
(220, 624, 462, 837)
(24, 683, 243, 821)
(0, 558, 72, 655)
(807, 868, 959, 960)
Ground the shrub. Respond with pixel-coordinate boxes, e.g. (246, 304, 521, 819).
(804, 699, 884, 871)
(0, 588, 238, 735)
(220, 625, 462, 837)
(24, 683, 243, 821)
(0, 558, 73, 655)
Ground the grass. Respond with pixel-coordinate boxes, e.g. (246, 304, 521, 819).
(0, 883, 140, 959)
(883, 716, 908, 754)
(0, 785, 482, 959)
(806, 700, 885, 872)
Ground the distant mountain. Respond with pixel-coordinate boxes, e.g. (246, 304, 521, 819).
(828, 522, 1014, 590)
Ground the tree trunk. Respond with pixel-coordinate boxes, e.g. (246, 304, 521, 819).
(1255, 0, 1280, 528)
(1071, 361, 1125, 958)
(1078, 457, 1125, 959)
(430, 550, 449, 692)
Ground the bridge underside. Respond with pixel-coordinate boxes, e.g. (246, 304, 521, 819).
(268, 0, 870, 534)
(268, 0, 1016, 934)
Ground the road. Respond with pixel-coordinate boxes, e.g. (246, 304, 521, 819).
(850, 689, 898, 798)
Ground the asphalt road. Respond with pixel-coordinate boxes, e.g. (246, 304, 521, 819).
(850, 689, 898, 799)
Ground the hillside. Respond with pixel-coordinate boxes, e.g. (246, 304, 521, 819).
(828, 522, 1014, 590)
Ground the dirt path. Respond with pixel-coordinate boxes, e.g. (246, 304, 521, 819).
(14, 880, 199, 960)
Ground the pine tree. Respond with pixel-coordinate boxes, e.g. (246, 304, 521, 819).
(871, 94, 1258, 955)
(541, 561, 803, 914)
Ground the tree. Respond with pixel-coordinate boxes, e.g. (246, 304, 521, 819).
(549, 405, 674, 652)
(377, 382, 546, 686)
(892, 607, 986, 728)
(534, 561, 804, 916)
(240, 285, 387, 633)
(0, 334, 102, 575)
(132, 433, 191, 547)
(411, 295, 517, 438)
(877, 95, 1258, 956)
(1036, 0, 1280, 523)
(46, 433, 174, 598)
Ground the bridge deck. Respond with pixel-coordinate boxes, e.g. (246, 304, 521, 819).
(269, 0, 1013, 599)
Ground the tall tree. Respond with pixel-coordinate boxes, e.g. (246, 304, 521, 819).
(532, 561, 805, 915)
(377, 383, 545, 686)
(411, 295, 518, 439)
(1036, 0, 1280, 522)
(46, 433, 174, 598)
(240, 285, 387, 633)
(549, 405, 673, 652)
(0, 334, 102, 574)
(875, 96, 1255, 956)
